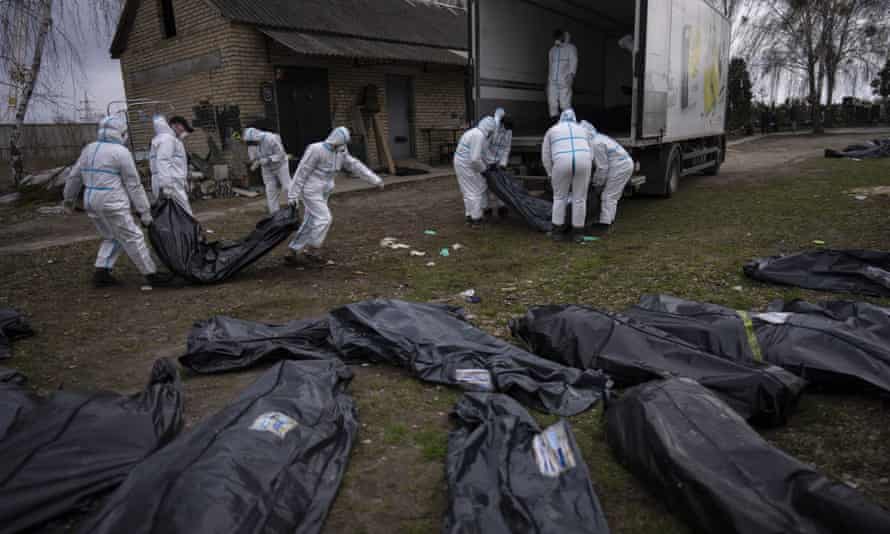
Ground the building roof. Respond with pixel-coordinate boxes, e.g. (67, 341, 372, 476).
(263, 30, 466, 66)
(111, 0, 467, 58)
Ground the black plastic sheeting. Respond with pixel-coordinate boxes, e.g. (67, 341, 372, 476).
(0, 359, 183, 534)
(182, 299, 610, 416)
(744, 249, 890, 297)
(511, 305, 804, 425)
(484, 168, 553, 232)
(445, 393, 610, 534)
(628, 294, 890, 394)
(756, 299, 890, 393)
(625, 294, 758, 362)
(182, 315, 337, 373)
(825, 138, 890, 159)
(0, 308, 34, 359)
(79, 360, 357, 534)
(606, 378, 890, 534)
(148, 198, 301, 284)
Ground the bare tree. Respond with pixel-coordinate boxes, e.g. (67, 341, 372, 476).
(1, 0, 122, 186)
(821, 0, 889, 125)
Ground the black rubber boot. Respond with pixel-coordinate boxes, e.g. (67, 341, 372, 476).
(469, 218, 484, 229)
(464, 215, 473, 225)
(483, 208, 494, 219)
(571, 227, 587, 243)
(497, 206, 509, 218)
(93, 268, 120, 288)
(145, 272, 176, 287)
(549, 224, 569, 241)
(589, 223, 611, 236)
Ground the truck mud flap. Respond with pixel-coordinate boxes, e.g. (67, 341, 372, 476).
(606, 378, 890, 534)
(445, 393, 611, 534)
(744, 249, 890, 297)
(510, 304, 804, 426)
(79, 360, 357, 534)
(148, 198, 301, 284)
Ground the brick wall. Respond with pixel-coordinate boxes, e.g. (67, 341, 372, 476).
(118, 0, 467, 176)
(275, 56, 467, 168)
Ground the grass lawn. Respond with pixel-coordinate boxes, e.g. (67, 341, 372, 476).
(332, 156, 890, 533)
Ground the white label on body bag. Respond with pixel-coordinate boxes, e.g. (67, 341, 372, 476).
(532, 421, 577, 477)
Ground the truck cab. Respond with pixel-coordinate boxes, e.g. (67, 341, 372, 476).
(468, 0, 730, 197)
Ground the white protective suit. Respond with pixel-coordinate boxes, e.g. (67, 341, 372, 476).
(581, 121, 634, 225)
(483, 109, 511, 212)
(63, 116, 157, 275)
(243, 127, 293, 214)
(287, 127, 382, 253)
(542, 109, 592, 229)
(548, 32, 578, 118)
(453, 117, 498, 221)
(149, 116, 191, 215)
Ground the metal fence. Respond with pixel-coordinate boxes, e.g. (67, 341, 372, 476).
(0, 123, 96, 163)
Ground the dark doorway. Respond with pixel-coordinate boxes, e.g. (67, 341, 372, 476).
(386, 75, 414, 160)
(275, 67, 331, 166)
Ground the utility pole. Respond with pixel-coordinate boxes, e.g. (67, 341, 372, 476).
(78, 92, 94, 122)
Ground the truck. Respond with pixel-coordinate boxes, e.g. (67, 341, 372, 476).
(467, 0, 731, 197)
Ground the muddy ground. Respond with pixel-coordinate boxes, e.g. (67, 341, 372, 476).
(2, 130, 890, 533)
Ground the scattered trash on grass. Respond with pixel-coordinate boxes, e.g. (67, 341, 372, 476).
(424, 230, 437, 236)
(440, 248, 450, 257)
(452, 243, 464, 251)
(813, 240, 826, 246)
(459, 289, 476, 299)
(426, 262, 436, 267)
(36, 205, 65, 216)
(410, 250, 426, 257)
(582, 236, 600, 242)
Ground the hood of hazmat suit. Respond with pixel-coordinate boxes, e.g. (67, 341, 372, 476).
(324, 126, 351, 149)
(149, 116, 189, 203)
(64, 116, 150, 215)
(477, 117, 497, 139)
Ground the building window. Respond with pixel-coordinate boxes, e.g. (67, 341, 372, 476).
(160, 0, 176, 38)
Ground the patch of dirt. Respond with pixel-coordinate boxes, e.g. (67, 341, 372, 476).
(707, 130, 890, 186)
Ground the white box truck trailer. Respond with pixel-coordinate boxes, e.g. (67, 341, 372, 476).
(468, 0, 731, 197)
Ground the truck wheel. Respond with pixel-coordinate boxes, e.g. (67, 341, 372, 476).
(662, 148, 682, 198)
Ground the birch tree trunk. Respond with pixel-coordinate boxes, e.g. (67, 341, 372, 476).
(9, 0, 53, 187)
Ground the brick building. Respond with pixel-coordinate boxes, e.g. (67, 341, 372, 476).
(110, 0, 469, 176)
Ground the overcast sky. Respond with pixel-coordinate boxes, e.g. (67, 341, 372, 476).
(1, 0, 125, 123)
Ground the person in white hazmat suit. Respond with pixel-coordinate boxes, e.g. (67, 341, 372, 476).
(284, 127, 383, 266)
(242, 127, 293, 214)
(547, 30, 578, 118)
(482, 108, 513, 218)
(580, 120, 634, 234)
(63, 116, 173, 287)
(149, 115, 193, 215)
(453, 116, 497, 226)
(542, 109, 592, 242)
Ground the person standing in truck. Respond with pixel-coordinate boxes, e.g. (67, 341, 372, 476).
(547, 30, 578, 118)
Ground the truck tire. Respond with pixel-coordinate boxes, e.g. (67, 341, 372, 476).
(638, 144, 681, 198)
